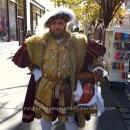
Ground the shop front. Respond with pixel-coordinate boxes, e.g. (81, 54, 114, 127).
(30, 0, 45, 35)
(0, 0, 25, 43)
(0, 0, 45, 44)
(0, 0, 8, 42)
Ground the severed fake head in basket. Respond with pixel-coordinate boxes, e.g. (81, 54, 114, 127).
(73, 67, 107, 117)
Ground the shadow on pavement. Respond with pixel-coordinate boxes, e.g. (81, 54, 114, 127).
(97, 77, 130, 130)
(1, 77, 129, 130)
(7, 55, 14, 60)
(0, 85, 27, 90)
(0, 102, 8, 108)
(6, 119, 65, 130)
(0, 107, 22, 124)
(52, 121, 65, 130)
(9, 122, 32, 130)
(0, 90, 26, 98)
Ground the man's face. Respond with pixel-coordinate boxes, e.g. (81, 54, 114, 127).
(49, 19, 66, 39)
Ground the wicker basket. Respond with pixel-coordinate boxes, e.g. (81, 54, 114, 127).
(72, 72, 97, 114)
(76, 72, 95, 84)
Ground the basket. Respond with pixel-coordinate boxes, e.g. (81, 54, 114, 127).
(72, 72, 97, 114)
(76, 72, 95, 84)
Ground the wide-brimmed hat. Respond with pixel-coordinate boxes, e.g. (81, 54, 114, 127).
(43, 7, 75, 28)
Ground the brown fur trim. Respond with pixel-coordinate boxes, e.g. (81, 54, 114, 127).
(26, 35, 45, 69)
(71, 32, 88, 72)
(26, 31, 88, 72)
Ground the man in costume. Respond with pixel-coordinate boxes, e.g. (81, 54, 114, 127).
(12, 7, 106, 130)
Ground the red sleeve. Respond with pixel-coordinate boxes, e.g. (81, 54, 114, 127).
(81, 40, 106, 71)
(87, 40, 106, 58)
(12, 43, 34, 69)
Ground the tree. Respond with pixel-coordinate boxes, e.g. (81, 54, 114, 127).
(95, 0, 125, 28)
(51, 0, 100, 29)
(51, 0, 127, 29)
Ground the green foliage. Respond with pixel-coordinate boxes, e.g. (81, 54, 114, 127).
(51, 0, 125, 28)
(51, 0, 100, 27)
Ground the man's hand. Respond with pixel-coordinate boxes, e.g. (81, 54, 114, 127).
(93, 69, 103, 84)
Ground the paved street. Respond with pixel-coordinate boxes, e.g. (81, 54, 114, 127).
(0, 45, 130, 130)
(0, 41, 19, 55)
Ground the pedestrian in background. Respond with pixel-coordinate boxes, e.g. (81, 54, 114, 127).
(12, 7, 106, 130)
(87, 21, 95, 40)
(0, 17, 4, 42)
(33, 26, 37, 35)
(26, 30, 32, 38)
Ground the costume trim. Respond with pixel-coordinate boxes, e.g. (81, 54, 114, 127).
(42, 7, 75, 28)
(18, 31, 105, 126)
(33, 99, 51, 114)
(22, 114, 34, 123)
(22, 114, 34, 119)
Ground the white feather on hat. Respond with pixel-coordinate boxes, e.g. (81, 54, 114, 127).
(44, 7, 75, 27)
(35, 7, 75, 36)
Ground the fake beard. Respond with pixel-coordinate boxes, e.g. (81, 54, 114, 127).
(49, 28, 66, 39)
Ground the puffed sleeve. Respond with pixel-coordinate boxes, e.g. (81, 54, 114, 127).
(81, 40, 106, 71)
(12, 43, 34, 70)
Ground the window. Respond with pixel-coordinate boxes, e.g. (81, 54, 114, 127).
(0, 0, 8, 42)
(18, 5, 24, 17)
(9, 1, 17, 41)
(30, 3, 45, 34)
(16, 0, 23, 5)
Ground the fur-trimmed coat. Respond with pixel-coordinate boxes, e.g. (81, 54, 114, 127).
(12, 31, 106, 127)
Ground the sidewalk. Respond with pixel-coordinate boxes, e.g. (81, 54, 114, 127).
(0, 41, 20, 55)
(0, 41, 130, 130)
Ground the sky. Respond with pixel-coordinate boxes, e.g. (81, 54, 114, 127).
(36, 0, 55, 10)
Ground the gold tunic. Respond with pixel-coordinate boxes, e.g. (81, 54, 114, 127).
(32, 37, 72, 122)
(43, 37, 71, 80)
(26, 31, 102, 126)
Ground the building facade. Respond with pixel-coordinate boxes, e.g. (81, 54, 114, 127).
(0, 0, 46, 44)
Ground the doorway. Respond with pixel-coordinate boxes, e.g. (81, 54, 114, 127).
(18, 17, 24, 45)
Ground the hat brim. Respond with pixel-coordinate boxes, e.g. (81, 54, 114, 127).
(43, 7, 75, 28)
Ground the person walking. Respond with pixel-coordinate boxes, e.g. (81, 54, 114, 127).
(12, 7, 106, 130)
(26, 30, 32, 39)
